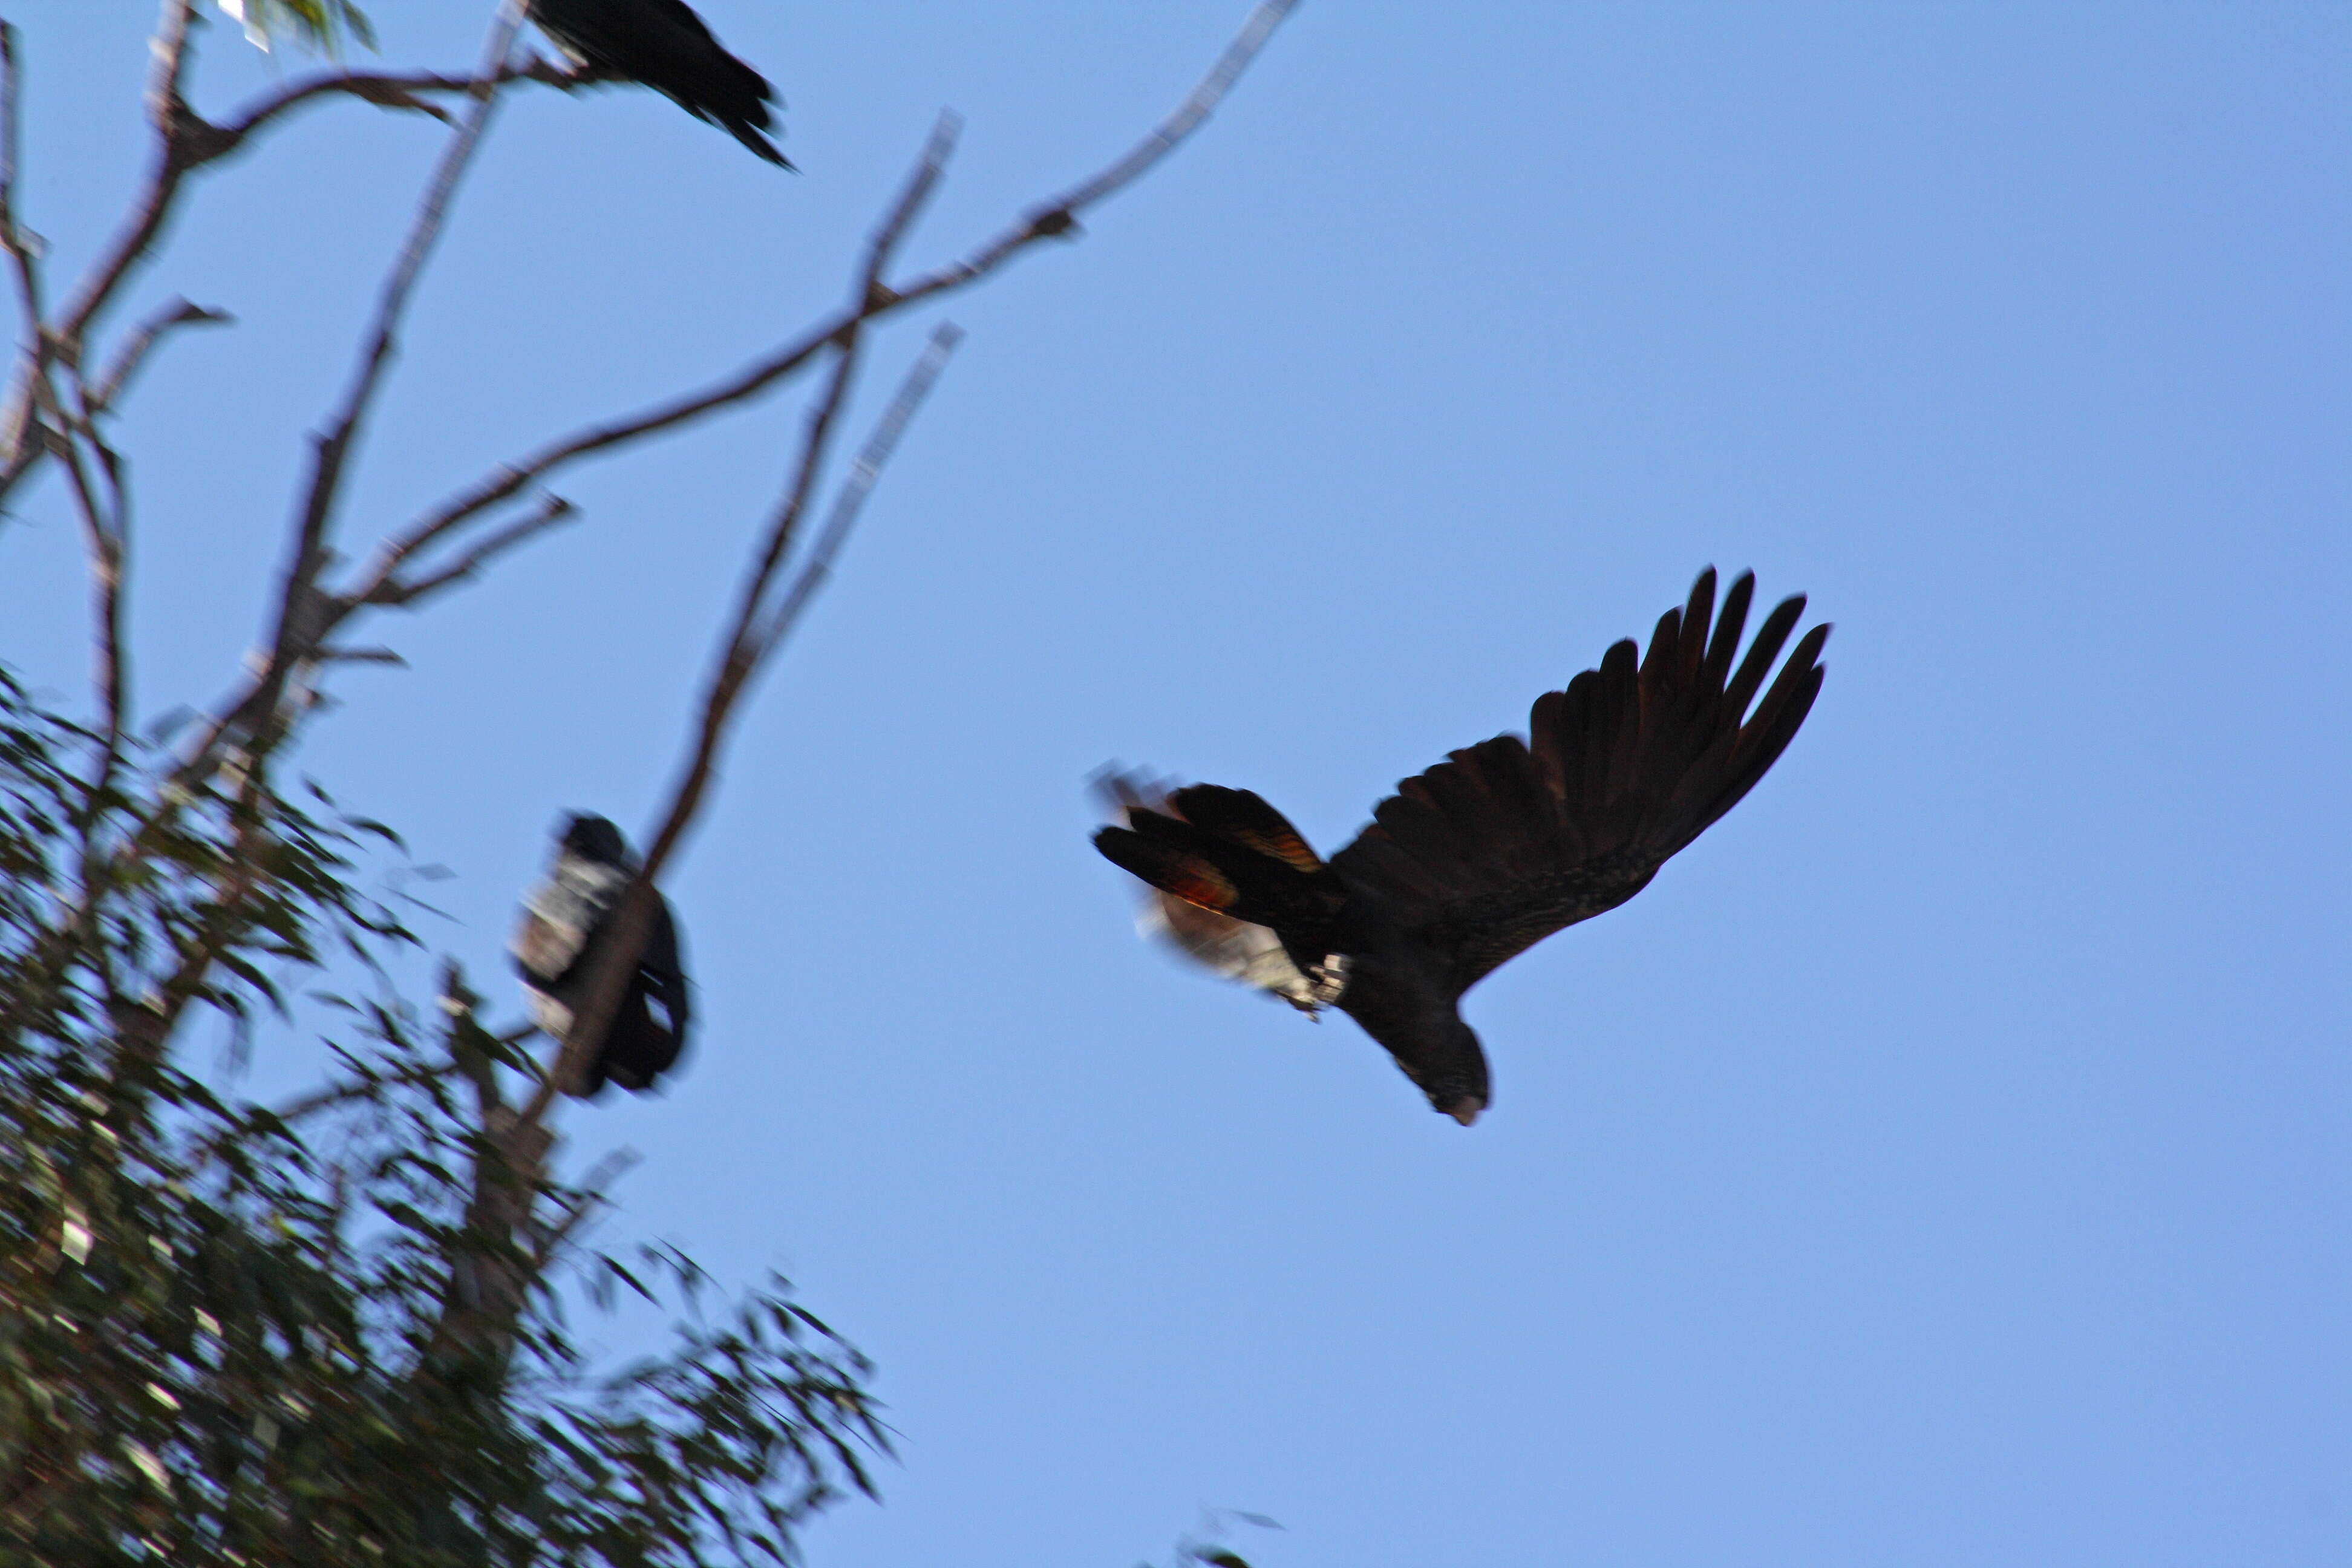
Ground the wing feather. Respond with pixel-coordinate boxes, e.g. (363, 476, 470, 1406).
(1330, 569, 1829, 993)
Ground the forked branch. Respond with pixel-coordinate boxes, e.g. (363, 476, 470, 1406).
(363, 0, 1301, 609)
(518, 0, 1302, 1112)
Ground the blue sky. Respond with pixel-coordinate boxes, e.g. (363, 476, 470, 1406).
(4, 2, 2347, 1564)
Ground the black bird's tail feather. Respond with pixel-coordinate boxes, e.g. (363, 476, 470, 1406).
(1093, 786, 1342, 935)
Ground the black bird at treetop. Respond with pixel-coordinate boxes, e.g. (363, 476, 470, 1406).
(528, 0, 791, 166)
(1093, 569, 1828, 1126)
(512, 813, 693, 1097)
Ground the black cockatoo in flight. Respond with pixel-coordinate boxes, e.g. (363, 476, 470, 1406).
(1094, 569, 1828, 1126)
(512, 813, 693, 1097)
(528, 0, 791, 166)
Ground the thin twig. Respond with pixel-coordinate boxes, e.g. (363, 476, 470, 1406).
(52, 8, 561, 364)
(364, 493, 577, 607)
(753, 323, 965, 660)
(47, 1, 202, 364)
(0, 21, 48, 370)
(0, 28, 578, 510)
(21, 378, 128, 770)
(1047, 0, 1298, 214)
(531, 339, 868, 1107)
(859, 110, 963, 297)
(144, 1, 198, 131)
(88, 296, 232, 414)
(535, 1146, 642, 1266)
(210, 56, 589, 148)
(219, 2, 529, 774)
(209, 0, 1293, 787)
(0, 27, 129, 768)
(526, 113, 973, 1106)
(0, 19, 59, 531)
(357, 0, 1298, 613)
(534, 327, 963, 1109)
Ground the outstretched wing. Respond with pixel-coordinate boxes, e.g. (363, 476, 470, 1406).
(1328, 569, 1828, 994)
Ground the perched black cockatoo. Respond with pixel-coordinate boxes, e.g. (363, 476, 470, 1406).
(1093, 569, 1828, 1126)
(528, 0, 791, 166)
(512, 813, 693, 1097)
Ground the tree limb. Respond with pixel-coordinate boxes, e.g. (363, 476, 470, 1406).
(176, 0, 1295, 797)
(532, 335, 871, 1108)
(155, 0, 1302, 1123)
(198, 2, 529, 780)
(47, 1, 202, 367)
(523, 109, 973, 1108)
(356, 0, 1299, 619)
(87, 296, 232, 416)
(0, 10, 577, 512)
(753, 323, 964, 663)
(363, 492, 577, 607)
(0, 21, 51, 405)
(207, 54, 591, 149)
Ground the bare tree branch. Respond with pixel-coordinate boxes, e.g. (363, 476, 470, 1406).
(0, 21, 56, 524)
(0, 13, 578, 512)
(754, 321, 964, 662)
(46, 1, 202, 367)
(430, 962, 553, 1373)
(361, 0, 1299, 616)
(364, 492, 577, 608)
(193, 2, 529, 778)
(534, 1146, 642, 1267)
(19, 379, 129, 773)
(532, 337, 869, 1108)
(535, 322, 964, 1119)
(209, 54, 590, 147)
(0, 21, 48, 371)
(1047, 0, 1299, 212)
(0, 24, 142, 795)
(140, 0, 1298, 1132)
(87, 296, 232, 415)
(521, 111, 976, 1109)
(145, 1, 199, 132)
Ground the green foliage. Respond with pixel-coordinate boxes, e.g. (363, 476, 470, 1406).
(217, 0, 379, 57)
(0, 669, 884, 1564)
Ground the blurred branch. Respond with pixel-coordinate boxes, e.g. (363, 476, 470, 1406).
(524, 339, 868, 1106)
(2, 24, 139, 791)
(751, 325, 962, 662)
(187, 2, 528, 778)
(0, 18, 57, 496)
(171, 0, 1295, 822)
(168, 0, 1293, 753)
(514, 331, 969, 1106)
(528, 110, 970, 1108)
(535, 1146, 641, 1268)
(0, 8, 576, 512)
(211, 54, 590, 145)
(87, 296, 232, 415)
(0, 21, 43, 358)
(44, 0, 203, 370)
(18, 374, 129, 778)
(360, 0, 1298, 614)
(431, 962, 554, 1373)
(362, 492, 578, 607)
